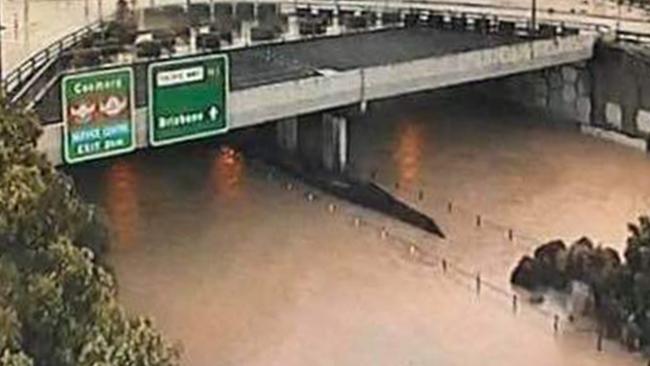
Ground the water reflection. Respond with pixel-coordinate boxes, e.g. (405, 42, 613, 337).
(209, 146, 245, 199)
(394, 121, 424, 188)
(69, 90, 650, 366)
(104, 160, 140, 248)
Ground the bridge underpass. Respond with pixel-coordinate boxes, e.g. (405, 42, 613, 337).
(34, 27, 595, 167)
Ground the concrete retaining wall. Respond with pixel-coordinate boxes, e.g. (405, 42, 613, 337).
(482, 62, 592, 124)
(590, 43, 650, 137)
(483, 41, 650, 152)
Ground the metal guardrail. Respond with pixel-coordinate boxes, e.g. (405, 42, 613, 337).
(2, 20, 104, 103)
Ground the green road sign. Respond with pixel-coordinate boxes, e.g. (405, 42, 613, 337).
(62, 67, 135, 164)
(148, 54, 229, 146)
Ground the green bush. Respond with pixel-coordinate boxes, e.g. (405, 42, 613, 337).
(512, 215, 650, 350)
(0, 102, 179, 365)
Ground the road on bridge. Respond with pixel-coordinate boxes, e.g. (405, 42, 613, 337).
(2, 0, 649, 75)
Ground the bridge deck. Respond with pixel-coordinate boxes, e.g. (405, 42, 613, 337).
(36, 27, 527, 123)
(232, 27, 525, 88)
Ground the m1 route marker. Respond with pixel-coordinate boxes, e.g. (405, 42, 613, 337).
(148, 54, 229, 147)
(61, 67, 136, 164)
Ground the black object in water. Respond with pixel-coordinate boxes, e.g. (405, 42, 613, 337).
(253, 151, 445, 239)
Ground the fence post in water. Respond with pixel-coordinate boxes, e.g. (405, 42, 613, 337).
(447, 201, 453, 213)
(553, 314, 559, 334)
(418, 190, 424, 201)
(476, 273, 481, 295)
(442, 259, 447, 273)
(512, 294, 518, 314)
(476, 215, 482, 227)
(508, 229, 513, 241)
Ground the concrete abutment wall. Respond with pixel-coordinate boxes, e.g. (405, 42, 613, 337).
(478, 61, 592, 124)
(481, 41, 650, 151)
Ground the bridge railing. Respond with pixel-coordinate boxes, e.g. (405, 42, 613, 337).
(5, 0, 649, 110)
(2, 21, 104, 103)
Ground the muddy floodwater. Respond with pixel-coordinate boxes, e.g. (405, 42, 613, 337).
(67, 89, 650, 366)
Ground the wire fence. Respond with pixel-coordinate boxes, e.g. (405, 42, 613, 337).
(247, 158, 632, 357)
(376, 173, 541, 239)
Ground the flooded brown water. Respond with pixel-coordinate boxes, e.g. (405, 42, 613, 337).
(69, 89, 650, 365)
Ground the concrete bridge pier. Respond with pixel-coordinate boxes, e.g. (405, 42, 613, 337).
(322, 113, 348, 172)
(276, 117, 298, 154)
(274, 113, 347, 172)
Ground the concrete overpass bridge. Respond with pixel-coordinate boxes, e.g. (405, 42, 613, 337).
(0, 0, 621, 167)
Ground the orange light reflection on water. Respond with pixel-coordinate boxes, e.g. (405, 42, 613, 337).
(210, 146, 244, 199)
(394, 122, 424, 188)
(104, 160, 139, 248)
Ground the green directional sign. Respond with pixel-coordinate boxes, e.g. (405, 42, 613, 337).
(62, 67, 136, 164)
(148, 54, 229, 146)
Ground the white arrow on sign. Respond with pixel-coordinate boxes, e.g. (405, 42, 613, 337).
(208, 105, 219, 121)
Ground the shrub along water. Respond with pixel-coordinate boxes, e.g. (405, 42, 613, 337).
(0, 102, 179, 365)
(512, 217, 650, 352)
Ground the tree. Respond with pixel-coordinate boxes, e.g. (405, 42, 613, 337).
(511, 215, 650, 352)
(0, 100, 179, 365)
(0, 350, 33, 366)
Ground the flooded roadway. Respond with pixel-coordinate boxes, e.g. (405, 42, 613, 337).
(69, 89, 650, 366)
